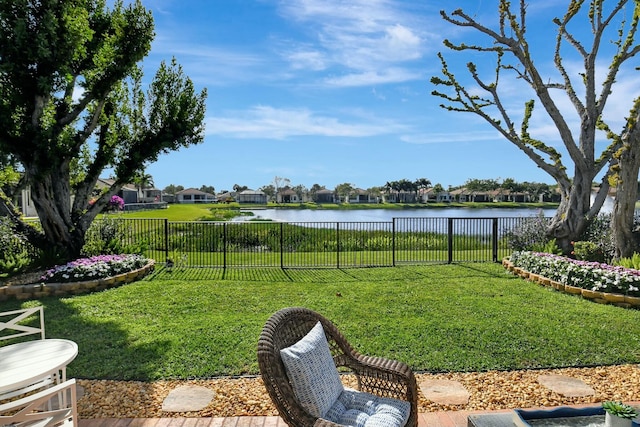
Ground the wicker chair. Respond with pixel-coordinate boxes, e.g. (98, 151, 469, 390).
(257, 307, 418, 427)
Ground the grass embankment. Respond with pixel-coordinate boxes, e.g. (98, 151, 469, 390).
(3, 263, 639, 381)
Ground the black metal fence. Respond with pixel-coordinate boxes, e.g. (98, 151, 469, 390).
(86, 217, 529, 269)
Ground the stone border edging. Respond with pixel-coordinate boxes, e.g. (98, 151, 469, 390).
(502, 258, 640, 309)
(0, 260, 155, 301)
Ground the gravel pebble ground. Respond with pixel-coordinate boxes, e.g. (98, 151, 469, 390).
(77, 364, 640, 418)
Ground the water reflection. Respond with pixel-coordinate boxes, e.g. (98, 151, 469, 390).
(236, 207, 558, 223)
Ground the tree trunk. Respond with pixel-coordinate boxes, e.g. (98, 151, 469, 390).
(27, 168, 87, 260)
(611, 102, 640, 260)
(547, 172, 598, 254)
(612, 150, 640, 259)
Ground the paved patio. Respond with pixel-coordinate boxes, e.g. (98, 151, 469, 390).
(77, 409, 498, 427)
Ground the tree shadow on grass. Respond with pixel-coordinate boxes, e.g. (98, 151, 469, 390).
(149, 266, 366, 283)
(0, 296, 170, 381)
(146, 263, 510, 283)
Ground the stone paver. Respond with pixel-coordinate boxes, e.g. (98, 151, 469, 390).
(419, 379, 470, 405)
(537, 374, 595, 397)
(162, 386, 215, 412)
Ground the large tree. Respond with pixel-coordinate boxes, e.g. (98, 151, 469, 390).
(431, 0, 640, 253)
(0, 0, 207, 260)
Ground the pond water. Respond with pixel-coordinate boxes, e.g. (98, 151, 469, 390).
(236, 207, 558, 223)
(236, 194, 617, 223)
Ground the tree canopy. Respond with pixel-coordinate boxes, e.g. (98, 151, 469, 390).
(0, 0, 207, 260)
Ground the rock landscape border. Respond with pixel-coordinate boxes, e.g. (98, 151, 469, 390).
(0, 260, 155, 301)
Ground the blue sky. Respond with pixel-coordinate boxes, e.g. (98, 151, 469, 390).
(137, 0, 640, 193)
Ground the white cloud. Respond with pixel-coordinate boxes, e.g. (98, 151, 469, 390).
(325, 68, 423, 87)
(382, 24, 422, 61)
(277, 0, 435, 86)
(285, 49, 328, 71)
(400, 130, 503, 145)
(148, 38, 269, 86)
(206, 105, 406, 139)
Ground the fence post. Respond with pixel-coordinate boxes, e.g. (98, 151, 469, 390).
(447, 218, 453, 264)
(223, 223, 227, 269)
(492, 218, 499, 263)
(336, 222, 340, 269)
(392, 218, 396, 267)
(164, 219, 169, 262)
(280, 222, 284, 269)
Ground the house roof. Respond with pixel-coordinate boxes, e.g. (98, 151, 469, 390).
(176, 188, 215, 197)
(316, 189, 333, 194)
(239, 190, 266, 195)
(96, 178, 137, 192)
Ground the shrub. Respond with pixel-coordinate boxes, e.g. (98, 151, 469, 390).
(0, 217, 37, 276)
(82, 217, 148, 256)
(108, 195, 125, 211)
(579, 213, 616, 263)
(505, 212, 552, 251)
(531, 238, 562, 254)
(572, 240, 605, 263)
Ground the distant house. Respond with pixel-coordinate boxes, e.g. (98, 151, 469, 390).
(436, 190, 452, 203)
(176, 188, 217, 204)
(386, 191, 416, 203)
(470, 192, 491, 202)
(237, 189, 267, 204)
(502, 190, 530, 203)
(348, 188, 375, 204)
(141, 188, 162, 203)
(18, 187, 38, 217)
(450, 188, 492, 203)
(277, 188, 300, 203)
(216, 192, 235, 203)
(314, 189, 335, 203)
(161, 193, 176, 203)
(449, 188, 466, 202)
(96, 178, 139, 204)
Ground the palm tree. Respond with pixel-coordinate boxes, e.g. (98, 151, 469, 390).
(132, 171, 154, 201)
(415, 178, 432, 202)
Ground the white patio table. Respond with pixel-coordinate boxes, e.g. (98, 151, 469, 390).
(0, 338, 78, 400)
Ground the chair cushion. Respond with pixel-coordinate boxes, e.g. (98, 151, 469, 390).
(324, 388, 411, 427)
(280, 321, 344, 418)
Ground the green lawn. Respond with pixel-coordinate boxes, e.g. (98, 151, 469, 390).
(3, 263, 640, 381)
(116, 204, 218, 221)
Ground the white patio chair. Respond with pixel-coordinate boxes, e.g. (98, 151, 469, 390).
(0, 379, 78, 427)
(0, 306, 45, 342)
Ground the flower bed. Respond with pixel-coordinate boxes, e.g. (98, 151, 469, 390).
(0, 255, 154, 301)
(42, 254, 149, 283)
(505, 251, 640, 308)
